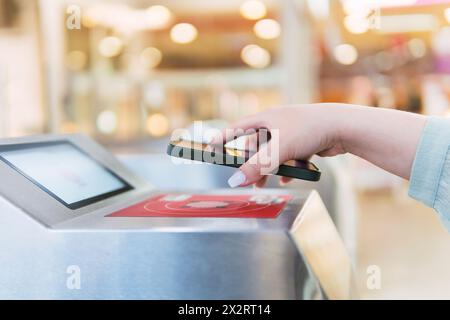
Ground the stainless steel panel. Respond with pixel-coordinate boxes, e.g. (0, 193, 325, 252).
(0, 195, 320, 299)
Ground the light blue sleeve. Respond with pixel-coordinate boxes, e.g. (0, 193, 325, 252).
(409, 116, 450, 230)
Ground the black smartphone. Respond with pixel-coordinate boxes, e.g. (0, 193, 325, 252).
(167, 139, 321, 182)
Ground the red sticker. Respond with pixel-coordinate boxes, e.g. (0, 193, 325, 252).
(107, 194, 292, 218)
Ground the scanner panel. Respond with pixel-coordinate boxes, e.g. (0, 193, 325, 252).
(0, 134, 153, 227)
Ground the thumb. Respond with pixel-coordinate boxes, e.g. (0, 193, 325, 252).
(227, 141, 282, 188)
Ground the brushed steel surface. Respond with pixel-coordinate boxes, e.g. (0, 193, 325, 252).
(0, 192, 319, 299)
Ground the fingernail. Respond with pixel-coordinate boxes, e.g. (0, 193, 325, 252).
(228, 171, 246, 188)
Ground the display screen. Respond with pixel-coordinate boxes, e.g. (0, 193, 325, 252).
(0, 141, 133, 209)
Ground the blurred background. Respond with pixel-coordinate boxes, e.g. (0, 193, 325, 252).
(2, 0, 450, 299)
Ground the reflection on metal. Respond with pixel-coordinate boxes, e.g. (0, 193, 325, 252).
(290, 191, 357, 299)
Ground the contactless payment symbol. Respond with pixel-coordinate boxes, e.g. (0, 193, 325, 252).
(107, 194, 292, 218)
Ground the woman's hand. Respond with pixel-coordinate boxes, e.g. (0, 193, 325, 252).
(211, 103, 427, 188)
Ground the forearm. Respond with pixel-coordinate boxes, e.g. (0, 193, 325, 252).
(334, 104, 427, 180)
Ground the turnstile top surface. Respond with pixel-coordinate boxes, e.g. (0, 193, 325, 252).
(52, 188, 308, 232)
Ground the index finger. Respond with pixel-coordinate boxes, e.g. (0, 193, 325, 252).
(210, 117, 266, 145)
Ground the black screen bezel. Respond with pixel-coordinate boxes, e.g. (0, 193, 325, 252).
(0, 140, 133, 210)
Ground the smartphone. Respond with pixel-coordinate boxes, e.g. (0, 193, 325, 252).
(167, 139, 321, 182)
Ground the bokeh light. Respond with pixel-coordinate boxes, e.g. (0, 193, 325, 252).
(98, 36, 123, 58)
(254, 19, 281, 39)
(96, 110, 118, 134)
(170, 23, 198, 44)
(341, 0, 372, 17)
(239, 0, 267, 20)
(140, 47, 163, 69)
(333, 44, 358, 65)
(146, 113, 170, 136)
(408, 38, 427, 59)
(344, 15, 369, 34)
(85, 4, 173, 32)
(241, 44, 271, 68)
(445, 8, 450, 23)
(146, 5, 173, 29)
(433, 27, 450, 55)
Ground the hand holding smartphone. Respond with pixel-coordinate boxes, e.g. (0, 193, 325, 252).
(167, 139, 321, 182)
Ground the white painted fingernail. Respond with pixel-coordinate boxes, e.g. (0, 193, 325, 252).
(228, 171, 246, 188)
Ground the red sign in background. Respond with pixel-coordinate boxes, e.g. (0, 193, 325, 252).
(107, 194, 292, 218)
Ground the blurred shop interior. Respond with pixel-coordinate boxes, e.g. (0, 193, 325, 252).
(3, 0, 450, 298)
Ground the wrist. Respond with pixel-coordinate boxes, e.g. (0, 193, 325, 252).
(334, 104, 363, 155)
(314, 103, 358, 155)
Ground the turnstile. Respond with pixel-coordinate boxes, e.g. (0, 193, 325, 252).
(0, 134, 356, 299)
